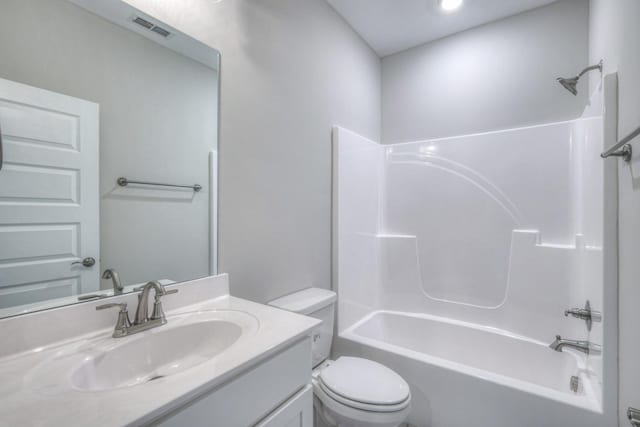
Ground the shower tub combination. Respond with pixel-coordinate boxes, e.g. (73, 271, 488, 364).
(336, 311, 601, 427)
(332, 75, 618, 427)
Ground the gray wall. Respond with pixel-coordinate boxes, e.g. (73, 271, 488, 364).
(589, 0, 640, 422)
(0, 0, 218, 287)
(125, 0, 382, 302)
(381, 0, 590, 143)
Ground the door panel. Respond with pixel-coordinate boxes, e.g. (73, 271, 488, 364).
(0, 224, 78, 260)
(0, 77, 99, 308)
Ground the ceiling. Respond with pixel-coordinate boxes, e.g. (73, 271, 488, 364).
(326, 0, 558, 57)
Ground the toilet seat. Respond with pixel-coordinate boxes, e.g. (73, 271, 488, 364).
(317, 380, 410, 413)
(313, 357, 411, 415)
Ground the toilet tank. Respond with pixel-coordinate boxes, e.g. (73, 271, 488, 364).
(268, 288, 337, 367)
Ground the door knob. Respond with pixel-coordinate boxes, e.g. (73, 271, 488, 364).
(629, 408, 640, 427)
(72, 257, 96, 267)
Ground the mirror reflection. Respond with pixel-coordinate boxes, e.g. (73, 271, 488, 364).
(0, 0, 219, 317)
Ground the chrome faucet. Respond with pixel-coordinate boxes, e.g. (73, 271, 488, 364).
(77, 268, 123, 301)
(96, 281, 178, 338)
(102, 269, 124, 295)
(134, 280, 176, 325)
(549, 335, 602, 355)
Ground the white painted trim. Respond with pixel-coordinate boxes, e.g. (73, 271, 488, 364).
(209, 150, 218, 275)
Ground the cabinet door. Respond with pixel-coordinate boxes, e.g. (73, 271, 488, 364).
(150, 338, 311, 427)
(255, 384, 313, 427)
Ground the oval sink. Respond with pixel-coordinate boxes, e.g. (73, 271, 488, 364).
(69, 310, 257, 391)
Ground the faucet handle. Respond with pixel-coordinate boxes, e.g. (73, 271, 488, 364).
(96, 303, 131, 338)
(150, 287, 178, 322)
(564, 300, 601, 331)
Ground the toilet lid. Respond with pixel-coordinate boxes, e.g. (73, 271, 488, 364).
(319, 357, 410, 406)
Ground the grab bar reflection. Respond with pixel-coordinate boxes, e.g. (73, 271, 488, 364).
(117, 177, 202, 192)
(601, 125, 640, 161)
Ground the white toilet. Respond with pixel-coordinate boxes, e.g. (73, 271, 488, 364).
(269, 288, 411, 427)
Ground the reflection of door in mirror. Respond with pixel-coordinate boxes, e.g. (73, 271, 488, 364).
(0, 0, 219, 318)
(0, 78, 99, 310)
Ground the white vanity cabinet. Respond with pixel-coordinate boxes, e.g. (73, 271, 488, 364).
(150, 338, 313, 427)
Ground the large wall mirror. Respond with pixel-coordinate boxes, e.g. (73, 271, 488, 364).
(0, 0, 220, 317)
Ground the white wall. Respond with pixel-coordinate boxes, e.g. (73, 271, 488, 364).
(123, 0, 382, 302)
(0, 0, 217, 288)
(589, 0, 640, 423)
(381, 0, 589, 143)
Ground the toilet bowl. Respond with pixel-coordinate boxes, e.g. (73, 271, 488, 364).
(269, 288, 411, 427)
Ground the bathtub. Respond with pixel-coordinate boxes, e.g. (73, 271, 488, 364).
(335, 311, 606, 427)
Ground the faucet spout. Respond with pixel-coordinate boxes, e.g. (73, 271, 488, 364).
(549, 335, 601, 355)
(134, 281, 165, 325)
(102, 269, 124, 295)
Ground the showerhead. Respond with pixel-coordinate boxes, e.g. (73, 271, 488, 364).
(557, 76, 579, 96)
(556, 60, 603, 96)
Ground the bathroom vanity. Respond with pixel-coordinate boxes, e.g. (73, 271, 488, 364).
(0, 275, 319, 426)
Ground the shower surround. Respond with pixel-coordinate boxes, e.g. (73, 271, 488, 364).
(332, 76, 618, 426)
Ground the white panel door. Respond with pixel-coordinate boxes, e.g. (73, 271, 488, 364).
(0, 77, 99, 309)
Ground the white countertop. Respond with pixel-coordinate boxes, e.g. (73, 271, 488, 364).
(0, 275, 319, 427)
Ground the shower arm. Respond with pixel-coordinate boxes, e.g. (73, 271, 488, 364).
(577, 60, 603, 78)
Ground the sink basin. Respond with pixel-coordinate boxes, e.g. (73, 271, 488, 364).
(65, 310, 258, 391)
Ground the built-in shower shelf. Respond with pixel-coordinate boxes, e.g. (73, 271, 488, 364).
(513, 229, 597, 251)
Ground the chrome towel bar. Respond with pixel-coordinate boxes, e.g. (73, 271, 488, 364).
(117, 177, 202, 192)
(601, 125, 640, 161)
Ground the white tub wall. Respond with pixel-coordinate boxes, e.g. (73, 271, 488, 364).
(382, 122, 576, 315)
(332, 127, 383, 329)
(335, 120, 593, 339)
(374, 230, 583, 343)
(384, 122, 576, 245)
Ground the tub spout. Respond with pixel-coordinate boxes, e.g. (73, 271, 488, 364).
(549, 335, 601, 356)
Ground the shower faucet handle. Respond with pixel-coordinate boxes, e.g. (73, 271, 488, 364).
(564, 300, 601, 331)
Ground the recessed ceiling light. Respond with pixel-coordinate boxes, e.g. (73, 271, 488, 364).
(439, 0, 463, 12)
